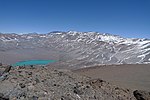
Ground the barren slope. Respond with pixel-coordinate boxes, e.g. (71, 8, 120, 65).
(73, 64, 150, 91)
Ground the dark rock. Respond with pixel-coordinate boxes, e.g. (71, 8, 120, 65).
(0, 93, 4, 98)
(18, 70, 22, 73)
(35, 78, 40, 83)
(19, 83, 26, 88)
(0, 63, 2, 66)
(32, 96, 38, 100)
(73, 88, 83, 95)
(86, 85, 90, 88)
(133, 90, 150, 100)
(58, 72, 63, 76)
(19, 92, 26, 98)
(0, 73, 8, 81)
(0, 72, 2, 77)
(53, 84, 57, 86)
(0, 97, 9, 100)
(2, 66, 12, 74)
(61, 96, 71, 100)
(0, 93, 9, 100)
(60, 97, 64, 100)
(28, 72, 32, 75)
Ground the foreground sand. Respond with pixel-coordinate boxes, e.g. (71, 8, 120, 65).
(73, 64, 150, 91)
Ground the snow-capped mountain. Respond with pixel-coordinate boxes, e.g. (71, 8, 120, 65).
(0, 31, 150, 68)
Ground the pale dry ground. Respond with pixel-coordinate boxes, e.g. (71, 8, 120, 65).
(73, 64, 150, 91)
(0, 48, 60, 64)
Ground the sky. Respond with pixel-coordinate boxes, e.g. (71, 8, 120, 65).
(0, 0, 150, 38)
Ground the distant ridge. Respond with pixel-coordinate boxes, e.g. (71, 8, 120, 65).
(0, 31, 150, 69)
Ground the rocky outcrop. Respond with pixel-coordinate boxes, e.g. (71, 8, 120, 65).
(133, 90, 150, 100)
(2, 65, 12, 74)
(0, 63, 2, 66)
(0, 66, 138, 100)
(0, 65, 12, 81)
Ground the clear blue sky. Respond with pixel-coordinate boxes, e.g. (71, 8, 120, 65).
(0, 0, 150, 38)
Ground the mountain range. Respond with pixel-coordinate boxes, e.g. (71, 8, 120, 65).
(0, 31, 150, 69)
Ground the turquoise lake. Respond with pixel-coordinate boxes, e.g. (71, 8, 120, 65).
(12, 60, 56, 67)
